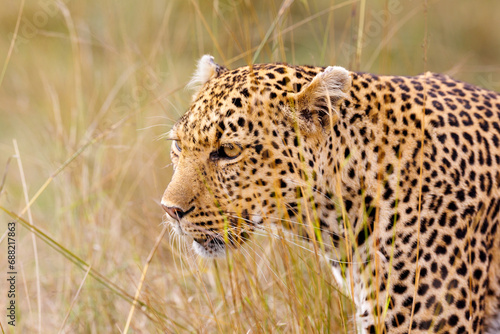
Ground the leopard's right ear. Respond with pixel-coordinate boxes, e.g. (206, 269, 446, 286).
(187, 55, 227, 93)
(290, 66, 351, 132)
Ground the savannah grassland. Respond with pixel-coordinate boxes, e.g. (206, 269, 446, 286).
(1, 0, 500, 333)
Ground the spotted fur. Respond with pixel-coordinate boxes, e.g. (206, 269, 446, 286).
(161, 55, 500, 333)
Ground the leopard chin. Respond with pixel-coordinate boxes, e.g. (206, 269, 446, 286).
(192, 238, 226, 258)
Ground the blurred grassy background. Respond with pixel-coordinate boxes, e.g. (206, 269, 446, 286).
(0, 0, 499, 333)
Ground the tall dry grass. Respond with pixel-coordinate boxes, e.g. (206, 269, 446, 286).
(0, 0, 499, 333)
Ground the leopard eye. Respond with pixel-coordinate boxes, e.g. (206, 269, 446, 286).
(173, 140, 182, 152)
(219, 143, 241, 159)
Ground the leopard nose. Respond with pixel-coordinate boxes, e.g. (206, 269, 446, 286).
(162, 205, 186, 220)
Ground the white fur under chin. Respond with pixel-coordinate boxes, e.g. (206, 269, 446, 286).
(192, 240, 226, 258)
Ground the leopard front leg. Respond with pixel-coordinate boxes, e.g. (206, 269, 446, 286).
(331, 261, 374, 334)
(331, 246, 480, 334)
(330, 252, 392, 334)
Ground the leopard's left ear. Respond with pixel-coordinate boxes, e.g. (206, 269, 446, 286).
(291, 66, 351, 131)
(187, 55, 227, 93)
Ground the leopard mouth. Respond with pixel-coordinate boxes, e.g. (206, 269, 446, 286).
(191, 225, 253, 258)
(192, 237, 226, 258)
(166, 208, 257, 258)
(166, 216, 227, 257)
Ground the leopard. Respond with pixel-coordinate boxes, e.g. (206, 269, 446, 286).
(161, 55, 500, 333)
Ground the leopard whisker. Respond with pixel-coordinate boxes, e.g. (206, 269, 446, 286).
(221, 210, 343, 240)
(209, 226, 304, 285)
(286, 179, 342, 206)
(223, 222, 370, 265)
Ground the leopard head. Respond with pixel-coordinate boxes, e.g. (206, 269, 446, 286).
(161, 55, 351, 257)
